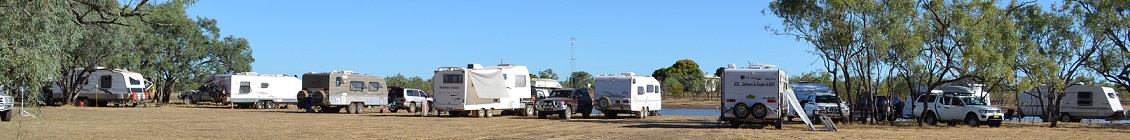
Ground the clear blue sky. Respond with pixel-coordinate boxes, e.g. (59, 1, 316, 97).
(186, 1, 823, 80)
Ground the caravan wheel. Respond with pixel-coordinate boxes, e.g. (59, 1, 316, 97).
(183, 97, 195, 105)
(485, 108, 494, 118)
(750, 104, 769, 119)
(732, 103, 750, 118)
(345, 103, 357, 114)
(524, 105, 535, 116)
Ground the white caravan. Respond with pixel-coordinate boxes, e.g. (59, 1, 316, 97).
(47, 67, 149, 107)
(215, 72, 302, 109)
(432, 64, 532, 118)
(593, 72, 662, 119)
(530, 78, 563, 99)
(1019, 83, 1126, 122)
(720, 64, 812, 129)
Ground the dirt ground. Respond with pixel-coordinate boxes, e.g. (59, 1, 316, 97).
(3, 104, 1129, 139)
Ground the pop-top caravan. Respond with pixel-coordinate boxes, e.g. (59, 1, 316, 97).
(593, 72, 662, 119)
(47, 67, 149, 107)
(719, 64, 812, 130)
(1019, 83, 1126, 122)
(214, 72, 302, 109)
(299, 70, 389, 114)
(432, 64, 531, 118)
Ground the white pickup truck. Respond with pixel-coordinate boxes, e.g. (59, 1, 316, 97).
(912, 86, 1003, 127)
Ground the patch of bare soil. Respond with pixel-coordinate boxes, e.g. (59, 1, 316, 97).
(662, 98, 718, 109)
(1, 106, 1129, 139)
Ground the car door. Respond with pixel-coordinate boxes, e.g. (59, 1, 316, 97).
(940, 97, 964, 120)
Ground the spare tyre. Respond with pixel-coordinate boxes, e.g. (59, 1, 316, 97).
(597, 97, 612, 110)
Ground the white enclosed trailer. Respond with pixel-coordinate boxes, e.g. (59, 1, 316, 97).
(719, 64, 812, 129)
(432, 64, 531, 118)
(593, 72, 662, 119)
(215, 72, 302, 109)
(1019, 83, 1126, 121)
(48, 68, 149, 107)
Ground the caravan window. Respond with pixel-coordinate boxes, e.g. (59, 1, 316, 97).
(239, 82, 251, 94)
(1110, 93, 1118, 99)
(638, 86, 645, 95)
(335, 77, 343, 86)
(350, 81, 365, 91)
(1077, 92, 1093, 106)
(99, 75, 113, 88)
(443, 74, 463, 83)
(368, 82, 382, 92)
(516, 75, 527, 87)
(646, 85, 656, 93)
(261, 83, 270, 88)
(129, 77, 141, 85)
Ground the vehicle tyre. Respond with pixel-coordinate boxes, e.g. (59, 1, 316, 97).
(346, 103, 357, 114)
(1059, 113, 1073, 123)
(525, 105, 535, 116)
(925, 112, 939, 126)
(486, 108, 494, 118)
(733, 103, 750, 119)
(988, 120, 1002, 128)
(751, 103, 769, 119)
(409, 103, 417, 113)
(561, 107, 572, 120)
(582, 111, 590, 119)
(390, 107, 399, 113)
(354, 103, 365, 114)
(477, 109, 486, 118)
(266, 101, 277, 109)
(597, 97, 611, 110)
(539, 111, 548, 119)
(966, 113, 981, 127)
(183, 97, 195, 105)
(1, 110, 11, 121)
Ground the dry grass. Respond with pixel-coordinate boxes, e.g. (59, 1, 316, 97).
(2, 105, 1129, 139)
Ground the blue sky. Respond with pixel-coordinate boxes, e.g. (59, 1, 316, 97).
(186, 1, 822, 80)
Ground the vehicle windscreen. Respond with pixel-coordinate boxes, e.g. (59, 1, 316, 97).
(815, 95, 840, 103)
(550, 90, 573, 98)
(958, 97, 986, 105)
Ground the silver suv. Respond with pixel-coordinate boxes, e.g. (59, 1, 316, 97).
(912, 86, 1003, 127)
(388, 87, 432, 113)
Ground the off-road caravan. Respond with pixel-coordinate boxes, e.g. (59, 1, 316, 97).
(299, 70, 389, 114)
(1019, 83, 1126, 122)
(719, 64, 813, 129)
(47, 67, 149, 107)
(432, 64, 531, 118)
(593, 72, 662, 119)
(208, 72, 302, 109)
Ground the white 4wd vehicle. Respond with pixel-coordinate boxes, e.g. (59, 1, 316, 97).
(912, 86, 1003, 127)
(799, 93, 849, 121)
(389, 87, 433, 113)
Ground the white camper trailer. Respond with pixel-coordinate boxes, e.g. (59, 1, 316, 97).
(593, 72, 662, 119)
(1019, 83, 1126, 122)
(47, 68, 149, 107)
(432, 64, 532, 118)
(215, 72, 302, 109)
(720, 64, 809, 129)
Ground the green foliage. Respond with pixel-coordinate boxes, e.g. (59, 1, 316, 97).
(566, 71, 593, 90)
(651, 59, 707, 96)
(537, 69, 559, 80)
(385, 74, 433, 94)
(663, 77, 684, 96)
